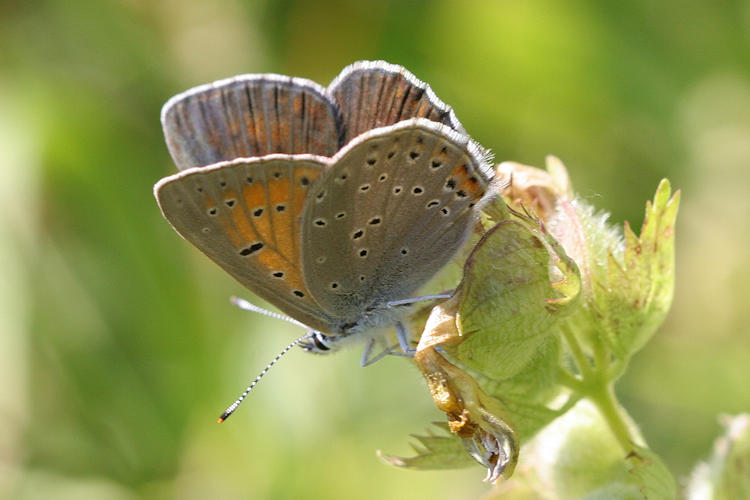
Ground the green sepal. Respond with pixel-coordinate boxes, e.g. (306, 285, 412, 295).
(448, 212, 581, 382)
(600, 179, 680, 360)
(377, 423, 477, 470)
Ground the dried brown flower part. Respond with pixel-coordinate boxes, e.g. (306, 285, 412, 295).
(413, 296, 519, 483)
(495, 155, 573, 220)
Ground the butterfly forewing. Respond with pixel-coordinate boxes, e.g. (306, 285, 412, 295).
(155, 156, 333, 332)
(328, 61, 467, 145)
(300, 119, 487, 324)
(162, 76, 343, 171)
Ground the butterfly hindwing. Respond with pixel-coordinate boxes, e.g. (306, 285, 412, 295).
(300, 119, 488, 324)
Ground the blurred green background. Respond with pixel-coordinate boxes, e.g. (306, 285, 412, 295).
(1, 0, 749, 498)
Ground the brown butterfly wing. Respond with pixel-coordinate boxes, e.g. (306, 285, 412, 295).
(300, 119, 488, 325)
(328, 61, 467, 144)
(162, 75, 343, 170)
(155, 155, 333, 332)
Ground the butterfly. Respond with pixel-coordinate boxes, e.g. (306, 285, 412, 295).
(154, 62, 492, 402)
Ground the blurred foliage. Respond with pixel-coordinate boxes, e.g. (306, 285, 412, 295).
(689, 414, 750, 499)
(1, 0, 749, 498)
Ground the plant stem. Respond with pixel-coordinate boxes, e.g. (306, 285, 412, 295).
(556, 367, 585, 392)
(560, 323, 642, 451)
(559, 322, 592, 378)
(607, 358, 626, 382)
(593, 338, 609, 372)
(589, 380, 639, 451)
(559, 319, 646, 452)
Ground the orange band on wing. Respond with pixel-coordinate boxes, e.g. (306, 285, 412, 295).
(451, 164, 483, 198)
(227, 196, 259, 245)
(293, 167, 322, 213)
(256, 250, 309, 301)
(267, 177, 294, 260)
(243, 182, 273, 244)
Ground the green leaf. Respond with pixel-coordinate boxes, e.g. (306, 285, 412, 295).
(477, 330, 561, 403)
(452, 222, 559, 380)
(485, 393, 568, 442)
(468, 337, 569, 441)
(600, 179, 680, 360)
(449, 216, 580, 382)
(420, 210, 582, 448)
(623, 446, 678, 500)
(378, 424, 476, 470)
(549, 179, 680, 363)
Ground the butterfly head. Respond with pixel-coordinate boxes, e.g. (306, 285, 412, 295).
(301, 300, 415, 356)
(299, 329, 336, 355)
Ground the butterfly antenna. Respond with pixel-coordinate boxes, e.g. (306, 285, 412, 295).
(218, 331, 311, 423)
(230, 296, 309, 329)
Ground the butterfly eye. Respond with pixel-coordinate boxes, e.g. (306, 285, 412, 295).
(312, 333, 331, 351)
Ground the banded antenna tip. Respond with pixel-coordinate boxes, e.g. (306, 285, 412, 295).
(216, 331, 311, 423)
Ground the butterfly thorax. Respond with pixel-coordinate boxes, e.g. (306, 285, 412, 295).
(306, 302, 410, 354)
(336, 301, 406, 334)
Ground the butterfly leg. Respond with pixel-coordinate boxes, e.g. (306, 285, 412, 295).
(394, 321, 416, 356)
(360, 338, 396, 366)
(386, 293, 452, 308)
(360, 321, 417, 366)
